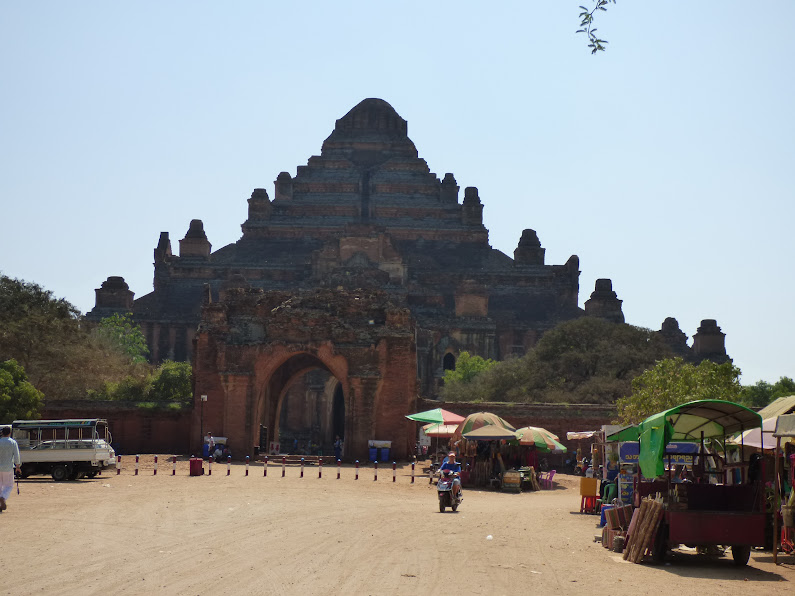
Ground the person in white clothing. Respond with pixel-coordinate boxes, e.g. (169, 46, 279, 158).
(0, 426, 22, 511)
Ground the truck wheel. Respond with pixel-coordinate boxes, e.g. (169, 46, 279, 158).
(51, 465, 68, 482)
(731, 545, 750, 566)
(86, 472, 98, 479)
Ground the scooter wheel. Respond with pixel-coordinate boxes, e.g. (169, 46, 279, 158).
(439, 501, 445, 513)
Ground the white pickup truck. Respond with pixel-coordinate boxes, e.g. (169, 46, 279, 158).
(12, 419, 116, 481)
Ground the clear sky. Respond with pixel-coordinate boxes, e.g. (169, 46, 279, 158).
(1, 2, 792, 386)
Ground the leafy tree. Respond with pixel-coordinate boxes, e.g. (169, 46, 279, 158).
(577, 0, 617, 54)
(149, 361, 193, 405)
(441, 317, 674, 404)
(442, 351, 496, 385)
(96, 313, 149, 363)
(740, 376, 795, 408)
(0, 274, 145, 399)
(0, 359, 44, 423)
(740, 380, 774, 409)
(616, 357, 743, 424)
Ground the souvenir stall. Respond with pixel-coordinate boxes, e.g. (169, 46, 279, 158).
(454, 412, 517, 489)
(772, 414, 795, 564)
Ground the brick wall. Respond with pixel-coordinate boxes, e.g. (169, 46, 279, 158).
(42, 401, 192, 455)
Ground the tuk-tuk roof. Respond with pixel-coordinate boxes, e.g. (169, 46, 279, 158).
(605, 425, 639, 442)
(644, 400, 761, 441)
(628, 400, 761, 478)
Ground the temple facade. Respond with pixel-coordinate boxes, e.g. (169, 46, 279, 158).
(87, 98, 728, 459)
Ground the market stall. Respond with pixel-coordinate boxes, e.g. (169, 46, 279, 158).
(772, 413, 795, 564)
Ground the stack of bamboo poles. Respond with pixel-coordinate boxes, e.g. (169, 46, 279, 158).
(523, 467, 541, 491)
(623, 496, 665, 563)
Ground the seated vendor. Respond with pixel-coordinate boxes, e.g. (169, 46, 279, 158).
(439, 451, 462, 497)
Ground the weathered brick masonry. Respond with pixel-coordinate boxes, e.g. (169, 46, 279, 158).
(84, 98, 729, 458)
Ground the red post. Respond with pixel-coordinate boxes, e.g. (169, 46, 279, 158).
(318, 458, 322, 479)
(411, 458, 415, 484)
(300, 458, 305, 478)
(393, 461, 396, 483)
(282, 456, 286, 477)
(337, 459, 341, 480)
(264, 455, 268, 477)
(245, 455, 250, 476)
(172, 456, 177, 476)
(355, 460, 359, 480)
(374, 461, 378, 482)
(227, 455, 231, 476)
(153, 455, 158, 475)
(116, 455, 121, 475)
(135, 455, 139, 476)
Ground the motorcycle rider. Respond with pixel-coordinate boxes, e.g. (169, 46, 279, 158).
(438, 451, 462, 498)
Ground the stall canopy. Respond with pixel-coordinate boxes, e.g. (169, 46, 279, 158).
(406, 408, 465, 425)
(774, 414, 795, 440)
(728, 416, 779, 450)
(616, 400, 762, 478)
(759, 395, 795, 420)
(463, 425, 519, 441)
(566, 431, 597, 441)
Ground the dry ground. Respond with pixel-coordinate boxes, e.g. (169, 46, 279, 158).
(0, 456, 793, 596)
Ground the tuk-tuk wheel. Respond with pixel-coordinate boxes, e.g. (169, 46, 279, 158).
(730, 545, 750, 566)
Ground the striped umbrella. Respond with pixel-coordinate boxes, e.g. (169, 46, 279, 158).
(455, 412, 516, 438)
(515, 426, 567, 453)
(422, 423, 459, 437)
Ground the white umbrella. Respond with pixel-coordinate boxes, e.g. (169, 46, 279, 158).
(728, 417, 778, 450)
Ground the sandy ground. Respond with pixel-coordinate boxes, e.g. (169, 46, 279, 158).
(0, 457, 793, 596)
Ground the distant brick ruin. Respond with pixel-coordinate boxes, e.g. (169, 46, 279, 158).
(87, 98, 729, 459)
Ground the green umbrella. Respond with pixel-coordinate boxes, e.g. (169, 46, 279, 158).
(406, 408, 465, 425)
(515, 426, 567, 453)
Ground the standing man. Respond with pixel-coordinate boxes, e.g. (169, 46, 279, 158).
(334, 436, 343, 461)
(0, 426, 21, 512)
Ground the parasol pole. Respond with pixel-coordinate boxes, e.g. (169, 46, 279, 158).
(773, 435, 781, 565)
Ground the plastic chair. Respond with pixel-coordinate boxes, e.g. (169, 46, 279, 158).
(543, 470, 556, 489)
(579, 477, 599, 513)
(596, 482, 617, 510)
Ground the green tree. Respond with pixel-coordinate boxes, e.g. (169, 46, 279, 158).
(577, 0, 617, 53)
(95, 313, 149, 363)
(0, 274, 145, 399)
(740, 380, 774, 408)
(441, 317, 674, 404)
(740, 376, 795, 408)
(442, 351, 496, 385)
(149, 361, 193, 405)
(616, 357, 742, 424)
(0, 359, 44, 423)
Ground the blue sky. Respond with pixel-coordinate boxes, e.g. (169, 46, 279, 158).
(1, 2, 792, 385)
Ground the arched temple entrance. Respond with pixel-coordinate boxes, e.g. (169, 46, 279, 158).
(268, 355, 345, 456)
(191, 285, 418, 460)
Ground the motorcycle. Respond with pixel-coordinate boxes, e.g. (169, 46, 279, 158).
(437, 469, 463, 513)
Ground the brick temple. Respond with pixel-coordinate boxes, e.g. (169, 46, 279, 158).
(87, 98, 728, 459)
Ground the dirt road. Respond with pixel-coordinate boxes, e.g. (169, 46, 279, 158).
(1, 458, 792, 595)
